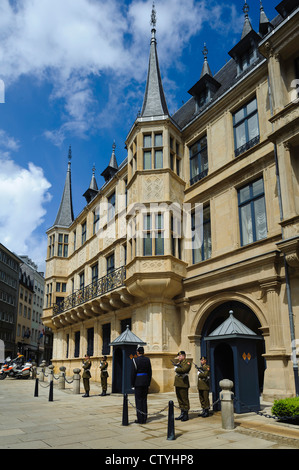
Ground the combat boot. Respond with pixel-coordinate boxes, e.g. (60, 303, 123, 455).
(202, 409, 209, 417)
(181, 411, 189, 421)
(175, 411, 184, 420)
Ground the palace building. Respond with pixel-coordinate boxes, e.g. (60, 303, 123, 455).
(43, 0, 299, 400)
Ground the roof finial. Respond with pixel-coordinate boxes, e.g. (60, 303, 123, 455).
(151, 2, 157, 30)
(202, 43, 208, 62)
(68, 145, 72, 162)
(243, 0, 249, 19)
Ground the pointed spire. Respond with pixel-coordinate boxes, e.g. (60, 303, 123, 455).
(200, 43, 213, 78)
(241, 1, 253, 39)
(101, 141, 119, 182)
(54, 146, 74, 227)
(140, 2, 169, 118)
(108, 141, 118, 170)
(83, 164, 99, 204)
(259, 1, 273, 36)
(90, 164, 98, 191)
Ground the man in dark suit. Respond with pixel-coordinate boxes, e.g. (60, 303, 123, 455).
(131, 346, 152, 424)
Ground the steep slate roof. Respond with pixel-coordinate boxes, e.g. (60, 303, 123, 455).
(140, 4, 169, 118)
(54, 147, 74, 227)
(171, 6, 285, 131)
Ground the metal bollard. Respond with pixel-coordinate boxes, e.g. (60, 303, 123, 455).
(167, 400, 175, 440)
(219, 379, 235, 430)
(73, 368, 81, 394)
(122, 394, 129, 426)
(34, 378, 39, 397)
(49, 380, 54, 402)
(58, 366, 66, 390)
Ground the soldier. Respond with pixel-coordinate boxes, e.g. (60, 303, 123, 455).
(197, 356, 210, 417)
(82, 354, 92, 398)
(99, 355, 109, 396)
(131, 346, 152, 424)
(173, 351, 191, 422)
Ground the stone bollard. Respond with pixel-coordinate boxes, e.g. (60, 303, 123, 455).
(58, 366, 66, 390)
(39, 360, 47, 382)
(73, 368, 81, 395)
(219, 379, 235, 430)
(48, 364, 54, 383)
(31, 362, 37, 380)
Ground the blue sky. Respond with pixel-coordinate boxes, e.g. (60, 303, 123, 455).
(0, 0, 279, 271)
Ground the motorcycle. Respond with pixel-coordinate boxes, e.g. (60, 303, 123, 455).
(0, 357, 32, 380)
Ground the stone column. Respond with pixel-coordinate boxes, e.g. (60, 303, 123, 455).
(266, 46, 285, 113)
(260, 279, 285, 353)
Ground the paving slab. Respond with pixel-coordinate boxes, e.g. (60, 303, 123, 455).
(0, 377, 298, 453)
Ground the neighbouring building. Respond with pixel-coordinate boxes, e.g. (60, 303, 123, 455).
(43, 1, 299, 400)
(0, 243, 22, 359)
(17, 256, 51, 364)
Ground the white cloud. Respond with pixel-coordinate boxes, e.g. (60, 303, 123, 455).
(0, 135, 52, 271)
(0, 0, 243, 143)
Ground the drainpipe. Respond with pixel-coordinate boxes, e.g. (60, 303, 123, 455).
(268, 77, 299, 396)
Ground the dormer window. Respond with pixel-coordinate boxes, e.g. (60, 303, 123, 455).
(239, 47, 256, 73)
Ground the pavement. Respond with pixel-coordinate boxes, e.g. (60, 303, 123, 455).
(0, 376, 299, 454)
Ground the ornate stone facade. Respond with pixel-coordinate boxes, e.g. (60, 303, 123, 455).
(43, 2, 299, 399)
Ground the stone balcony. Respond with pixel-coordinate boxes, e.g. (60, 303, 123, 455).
(47, 266, 134, 329)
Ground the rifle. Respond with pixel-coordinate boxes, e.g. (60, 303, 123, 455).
(170, 359, 182, 368)
(193, 362, 204, 373)
(194, 362, 210, 380)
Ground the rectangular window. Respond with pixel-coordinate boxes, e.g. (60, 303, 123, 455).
(107, 253, 115, 274)
(87, 327, 94, 357)
(143, 135, 152, 148)
(81, 222, 87, 245)
(233, 97, 259, 157)
(73, 230, 76, 251)
(74, 331, 80, 358)
(93, 208, 100, 234)
(238, 177, 267, 246)
(192, 206, 211, 263)
(79, 272, 85, 290)
(143, 150, 152, 170)
(91, 264, 98, 284)
(155, 150, 163, 169)
(102, 324, 111, 356)
(190, 135, 208, 185)
(154, 133, 163, 147)
(108, 193, 115, 221)
(143, 215, 152, 256)
(155, 214, 164, 255)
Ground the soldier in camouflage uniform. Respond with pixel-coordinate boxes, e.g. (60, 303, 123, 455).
(173, 351, 191, 422)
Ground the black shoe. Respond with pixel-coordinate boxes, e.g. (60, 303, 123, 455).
(202, 409, 209, 418)
(134, 420, 142, 424)
(175, 411, 184, 420)
(102, 391, 107, 396)
(181, 411, 189, 422)
(82, 393, 89, 398)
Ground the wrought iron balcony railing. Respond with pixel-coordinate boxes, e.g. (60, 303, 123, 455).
(52, 266, 126, 316)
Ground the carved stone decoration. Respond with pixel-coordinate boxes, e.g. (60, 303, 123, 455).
(277, 238, 299, 268)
